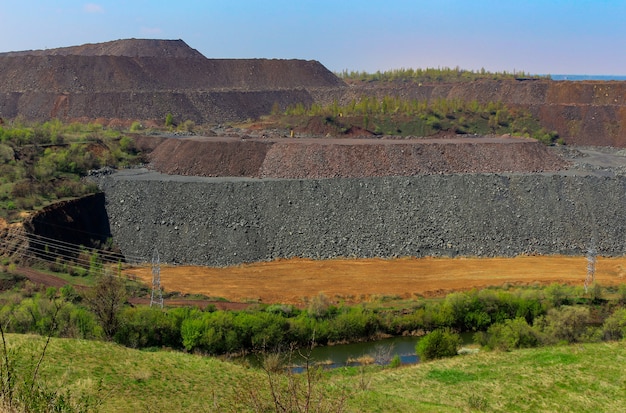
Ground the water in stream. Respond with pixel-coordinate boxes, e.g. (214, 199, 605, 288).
(245, 333, 475, 370)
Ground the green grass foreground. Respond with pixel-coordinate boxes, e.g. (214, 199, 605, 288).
(9, 334, 626, 412)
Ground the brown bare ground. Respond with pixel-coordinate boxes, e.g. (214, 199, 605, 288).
(125, 256, 626, 305)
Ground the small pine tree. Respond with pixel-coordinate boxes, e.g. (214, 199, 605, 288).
(165, 113, 174, 127)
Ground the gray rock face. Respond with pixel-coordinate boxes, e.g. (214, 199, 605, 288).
(96, 170, 626, 266)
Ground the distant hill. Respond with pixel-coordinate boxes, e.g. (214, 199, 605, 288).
(0, 38, 206, 58)
(0, 38, 345, 124)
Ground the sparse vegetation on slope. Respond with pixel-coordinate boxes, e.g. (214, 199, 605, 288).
(0, 120, 142, 222)
(274, 96, 560, 142)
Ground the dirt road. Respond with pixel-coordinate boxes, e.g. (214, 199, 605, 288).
(125, 256, 626, 305)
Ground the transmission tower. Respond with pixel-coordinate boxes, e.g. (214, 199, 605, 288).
(584, 239, 596, 294)
(150, 248, 163, 308)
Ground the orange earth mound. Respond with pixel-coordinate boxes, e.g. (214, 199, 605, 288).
(125, 256, 626, 305)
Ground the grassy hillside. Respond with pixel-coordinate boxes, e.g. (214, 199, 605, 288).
(7, 333, 626, 412)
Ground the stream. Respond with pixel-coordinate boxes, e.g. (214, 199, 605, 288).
(244, 333, 475, 370)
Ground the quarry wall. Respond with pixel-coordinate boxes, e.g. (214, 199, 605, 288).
(95, 170, 626, 266)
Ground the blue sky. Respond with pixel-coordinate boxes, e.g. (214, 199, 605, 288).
(1, 1, 625, 75)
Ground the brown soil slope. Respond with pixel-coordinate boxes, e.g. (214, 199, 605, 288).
(148, 135, 569, 178)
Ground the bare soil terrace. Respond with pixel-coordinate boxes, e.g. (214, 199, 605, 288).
(125, 256, 626, 305)
(146, 134, 569, 178)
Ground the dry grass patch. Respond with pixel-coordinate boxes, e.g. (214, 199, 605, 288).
(126, 255, 626, 305)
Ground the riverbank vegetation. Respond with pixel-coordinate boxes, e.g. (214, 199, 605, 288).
(1, 326, 624, 412)
(1, 264, 625, 357)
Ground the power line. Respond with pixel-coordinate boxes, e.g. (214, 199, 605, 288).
(22, 230, 145, 262)
(8, 251, 121, 280)
(2, 231, 145, 264)
(1, 239, 141, 282)
(0, 236, 141, 276)
(5, 233, 125, 265)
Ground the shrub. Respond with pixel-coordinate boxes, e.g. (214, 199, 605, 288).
(479, 317, 541, 351)
(180, 317, 206, 352)
(600, 308, 626, 341)
(265, 304, 295, 316)
(535, 306, 591, 344)
(545, 283, 573, 307)
(179, 120, 195, 133)
(328, 307, 378, 342)
(416, 328, 461, 361)
(116, 306, 181, 349)
(389, 354, 401, 368)
(59, 306, 102, 339)
(119, 136, 136, 155)
(617, 284, 626, 306)
(587, 282, 603, 303)
(0, 143, 14, 163)
(307, 292, 332, 319)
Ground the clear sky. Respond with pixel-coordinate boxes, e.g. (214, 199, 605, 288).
(1, 0, 624, 75)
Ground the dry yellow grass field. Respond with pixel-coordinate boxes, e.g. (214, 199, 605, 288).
(125, 255, 626, 305)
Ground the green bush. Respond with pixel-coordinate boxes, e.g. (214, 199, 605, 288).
(535, 306, 591, 344)
(179, 120, 195, 133)
(116, 306, 181, 349)
(389, 354, 401, 368)
(59, 306, 102, 339)
(328, 307, 379, 342)
(545, 283, 574, 307)
(180, 316, 206, 352)
(416, 328, 461, 361)
(600, 308, 626, 341)
(477, 317, 541, 351)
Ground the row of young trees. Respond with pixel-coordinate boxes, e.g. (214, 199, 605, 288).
(2, 278, 626, 357)
(336, 66, 543, 83)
